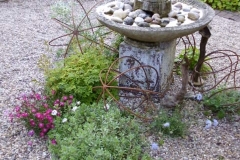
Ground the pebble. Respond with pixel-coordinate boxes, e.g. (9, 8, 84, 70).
(137, 22, 150, 27)
(123, 16, 134, 25)
(188, 12, 200, 20)
(135, 9, 145, 16)
(168, 11, 178, 18)
(123, 4, 133, 12)
(152, 13, 160, 19)
(173, 2, 182, 10)
(111, 16, 123, 23)
(151, 18, 161, 25)
(103, 7, 114, 14)
(128, 11, 138, 18)
(190, 8, 200, 13)
(134, 17, 144, 23)
(177, 15, 185, 23)
(112, 9, 128, 19)
(144, 17, 153, 23)
(160, 18, 170, 27)
(182, 6, 191, 12)
(115, 1, 124, 10)
(150, 24, 161, 28)
(138, 13, 148, 19)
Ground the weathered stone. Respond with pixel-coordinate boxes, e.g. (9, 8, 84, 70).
(138, 13, 148, 19)
(190, 8, 200, 13)
(115, 1, 124, 10)
(150, 24, 161, 28)
(182, 5, 191, 12)
(151, 18, 161, 25)
(123, 17, 134, 25)
(137, 22, 150, 27)
(134, 17, 144, 23)
(111, 16, 123, 23)
(113, 9, 128, 19)
(123, 4, 133, 11)
(188, 12, 200, 20)
(103, 7, 114, 15)
(177, 15, 185, 23)
(144, 17, 153, 23)
(160, 18, 170, 27)
(173, 2, 182, 9)
(133, 0, 171, 17)
(119, 39, 176, 92)
(128, 11, 138, 18)
(168, 11, 178, 18)
(152, 13, 160, 19)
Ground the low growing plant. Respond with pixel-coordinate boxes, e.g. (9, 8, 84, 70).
(203, 88, 240, 119)
(202, 0, 240, 11)
(47, 101, 151, 159)
(44, 47, 117, 104)
(150, 108, 187, 137)
(9, 91, 74, 138)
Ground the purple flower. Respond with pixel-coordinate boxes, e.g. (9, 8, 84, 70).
(28, 141, 33, 146)
(28, 130, 35, 137)
(38, 122, 44, 128)
(151, 142, 159, 150)
(69, 95, 73, 99)
(51, 139, 57, 145)
(35, 93, 41, 100)
(60, 102, 65, 107)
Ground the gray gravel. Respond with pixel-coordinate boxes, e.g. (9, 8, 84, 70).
(0, 0, 240, 159)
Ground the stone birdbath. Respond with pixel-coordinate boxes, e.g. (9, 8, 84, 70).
(96, 0, 215, 94)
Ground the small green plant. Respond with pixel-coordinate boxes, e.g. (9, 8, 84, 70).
(44, 47, 117, 104)
(203, 88, 240, 119)
(47, 101, 151, 159)
(150, 109, 187, 137)
(202, 0, 240, 11)
(51, 0, 72, 23)
(175, 47, 211, 75)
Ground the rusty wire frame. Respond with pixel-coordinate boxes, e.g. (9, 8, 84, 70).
(49, 0, 240, 120)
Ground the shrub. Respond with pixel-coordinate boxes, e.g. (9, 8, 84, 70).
(47, 102, 151, 159)
(203, 88, 240, 119)
(150, 109, 187, 137)
(44, 47, 117, 104)
(202, 0, 240, 11)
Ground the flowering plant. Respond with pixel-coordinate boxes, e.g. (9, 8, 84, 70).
(10, 91, 73, 138)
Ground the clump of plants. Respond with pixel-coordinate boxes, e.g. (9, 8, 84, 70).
(47, 101, 151, 160)
(202, 0, 240, 11)
(44, 47, 117, 104)
(150, 108, 187, 137)
(203, 87, 240, 119)
(175, 47, 211, 76)
(9, 91, 74, 138)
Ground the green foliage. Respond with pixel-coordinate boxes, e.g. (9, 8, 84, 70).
(150, 109, 187, 137)
(202, 0, 240, 11)
(51, 0, 72, 23)
(203, 88, 240, 119)
(112, 33, 124, 50)
(47, 102, 151, 160)
(44, 48, 117, 104)
(175, 47, 211, 75)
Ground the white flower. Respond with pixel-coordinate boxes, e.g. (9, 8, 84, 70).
(213, 119, 219, 126)
(204, 119, 212, 129)
(72, 106, 78, 112)
(151, 142, 159, 150)
(195, 93, 203, 101)
(76, 101, 81, 105)
(104, 103, 110, 110)
(163, 122, 170, 128)
(62, 118, 67, 123)
(51, 110, 58, 116)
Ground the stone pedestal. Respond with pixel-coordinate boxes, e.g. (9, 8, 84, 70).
(119, 38, 176, 93)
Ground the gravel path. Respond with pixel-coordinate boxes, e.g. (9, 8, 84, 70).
(0, 0, 239, 159)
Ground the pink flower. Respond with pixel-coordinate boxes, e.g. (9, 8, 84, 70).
(35, 113, 42, 119)
(51, 139, 57, 145)
(31, 108, 37, 113)
(35, 93, 41, 100)
(46, 109, 52, 114)
(60, 102, 65, 107)
(43, 103, 48, 108)
(69, 95, 73, 99)
(15, 106, 20, 112)
(62, 96, 68, 101)
(30, 121, 35, 127)
(38, 122, 44, 128)
(42, 128, 48, 133)
(28, 141, 33, 146)
(40, 132, 45, 138)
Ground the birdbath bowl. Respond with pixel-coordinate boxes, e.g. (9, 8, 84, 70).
(96, 0, 215, 101)
(96, 0, 215, 42)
